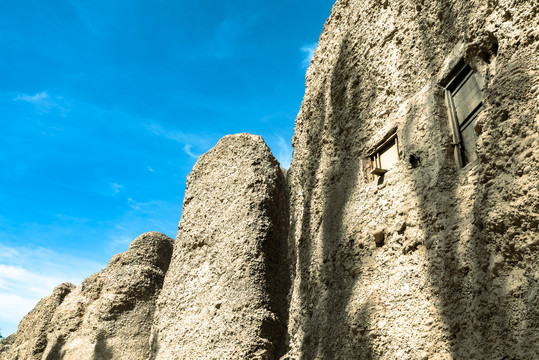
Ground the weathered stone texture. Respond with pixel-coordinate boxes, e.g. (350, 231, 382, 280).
(150, 134, 289, 360)
(44, 231, 173, 360)
(1, 1, 537, 359)
(1, 232, 174, 360)
(0, 283, 74, 360)
(286, 0, 538, 359)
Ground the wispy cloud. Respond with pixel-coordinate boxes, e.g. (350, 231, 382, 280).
(65, 0, 103, 37)
(183, 144, 200, 159)
(14, 91, 49, 104)
(300, 42, 318, 68)
(0, 244, 104, 336)
(127, 197, 141, 210)
(108, 235, 132, 248)
(146, 123, 212, 146)
(14, 91, 70, 114)
(110, 182, 123, 194)
(106, 198, 180, 254)
(146, 123, 191, 143)
(0, 265, 59, 299)
(212, 17, 242, 58)
(275, 135, 292, 168)
(209, 14, 260, 59)
(145, 123, 217, 156)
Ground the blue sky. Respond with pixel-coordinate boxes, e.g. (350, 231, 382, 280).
(0, 0, 334, 336)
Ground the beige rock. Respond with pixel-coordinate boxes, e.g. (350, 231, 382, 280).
(0, 283, 74, 360)
(0, 232, 174, 360)
(44, 231, 174, 360)
(150, 134, 289, 359)
(2, 1, 538, 359)
(286, 0, 538, 359)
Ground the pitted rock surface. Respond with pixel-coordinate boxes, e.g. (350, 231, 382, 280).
(1, 2, 537, 359)
(1, 232, 174, 360)
(0, 283, 74, 360)
(44, 231, 173, 360)
(285, 0, 538, 359)
(150, 134, 289, 360)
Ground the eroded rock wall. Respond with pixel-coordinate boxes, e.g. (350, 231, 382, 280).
(286, 0, 538, 359)
(1, 232, 174, 360)
(0, 283, 74, 360)
(1, 2, 537, 359)
(150, 134, 289, 360)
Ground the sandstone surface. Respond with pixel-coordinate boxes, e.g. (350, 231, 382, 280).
(0, 283, 74, 360)
(1, 1, 538, 359)
(0, 232, 174, 360)
(149, 134, 289, 360)
(285, 0, 538, 359)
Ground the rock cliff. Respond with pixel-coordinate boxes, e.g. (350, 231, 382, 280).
(0, 283, 74, 360)
(1, 0, 538, 359)
(150, 134, 289, 360)
(285, 0, 538, 359)
(1, 232, 173, 360)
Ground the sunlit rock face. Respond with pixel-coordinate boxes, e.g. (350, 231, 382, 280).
(0, 232, 174, 360)
(150, 134, 289, 360)
(43, 231, 173, 360)
(285, 0, 538, 359)
(1, 1, 538, 359)
(0, 283, 74, 360)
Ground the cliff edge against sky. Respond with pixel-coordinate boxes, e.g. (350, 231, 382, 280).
(1, 0, 538, 359)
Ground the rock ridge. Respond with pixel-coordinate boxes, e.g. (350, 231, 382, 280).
(1, 1, 538, 359)
(149, 133, 290, 360)
(1, 231, 174, 360)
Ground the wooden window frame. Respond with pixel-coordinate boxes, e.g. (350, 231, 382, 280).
(444, 64, 482, 167)
(368, 132, 399, 180)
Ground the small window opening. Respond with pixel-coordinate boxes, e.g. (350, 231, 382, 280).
(368, 132, 399, 180)
(445, 64, 482, 167)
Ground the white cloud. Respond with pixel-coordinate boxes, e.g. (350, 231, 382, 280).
(212, 17, 241, 58)
(0, 292, 40, 335)
(14, 91, 70, 114)
(127, 197, 141, 210)
(110, 182, 123, 194)
(275, 135, 293, 168)
(209, 14, 260, 59)
(14, 91, 49, 104)
(300, 42, 318, 68)
(0, 246, 19, 259)
(146, 123, 203, 145)
(0, 265, 59, 297)
(0, 244, 104, 336)
(105, 198, 179, 254)
(66, 0, 103, 37)
(183, 144, 200, 159)
(108, 235, 132, 248)
(145, 123, 217, 157)
(146, 123, 191, 143)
